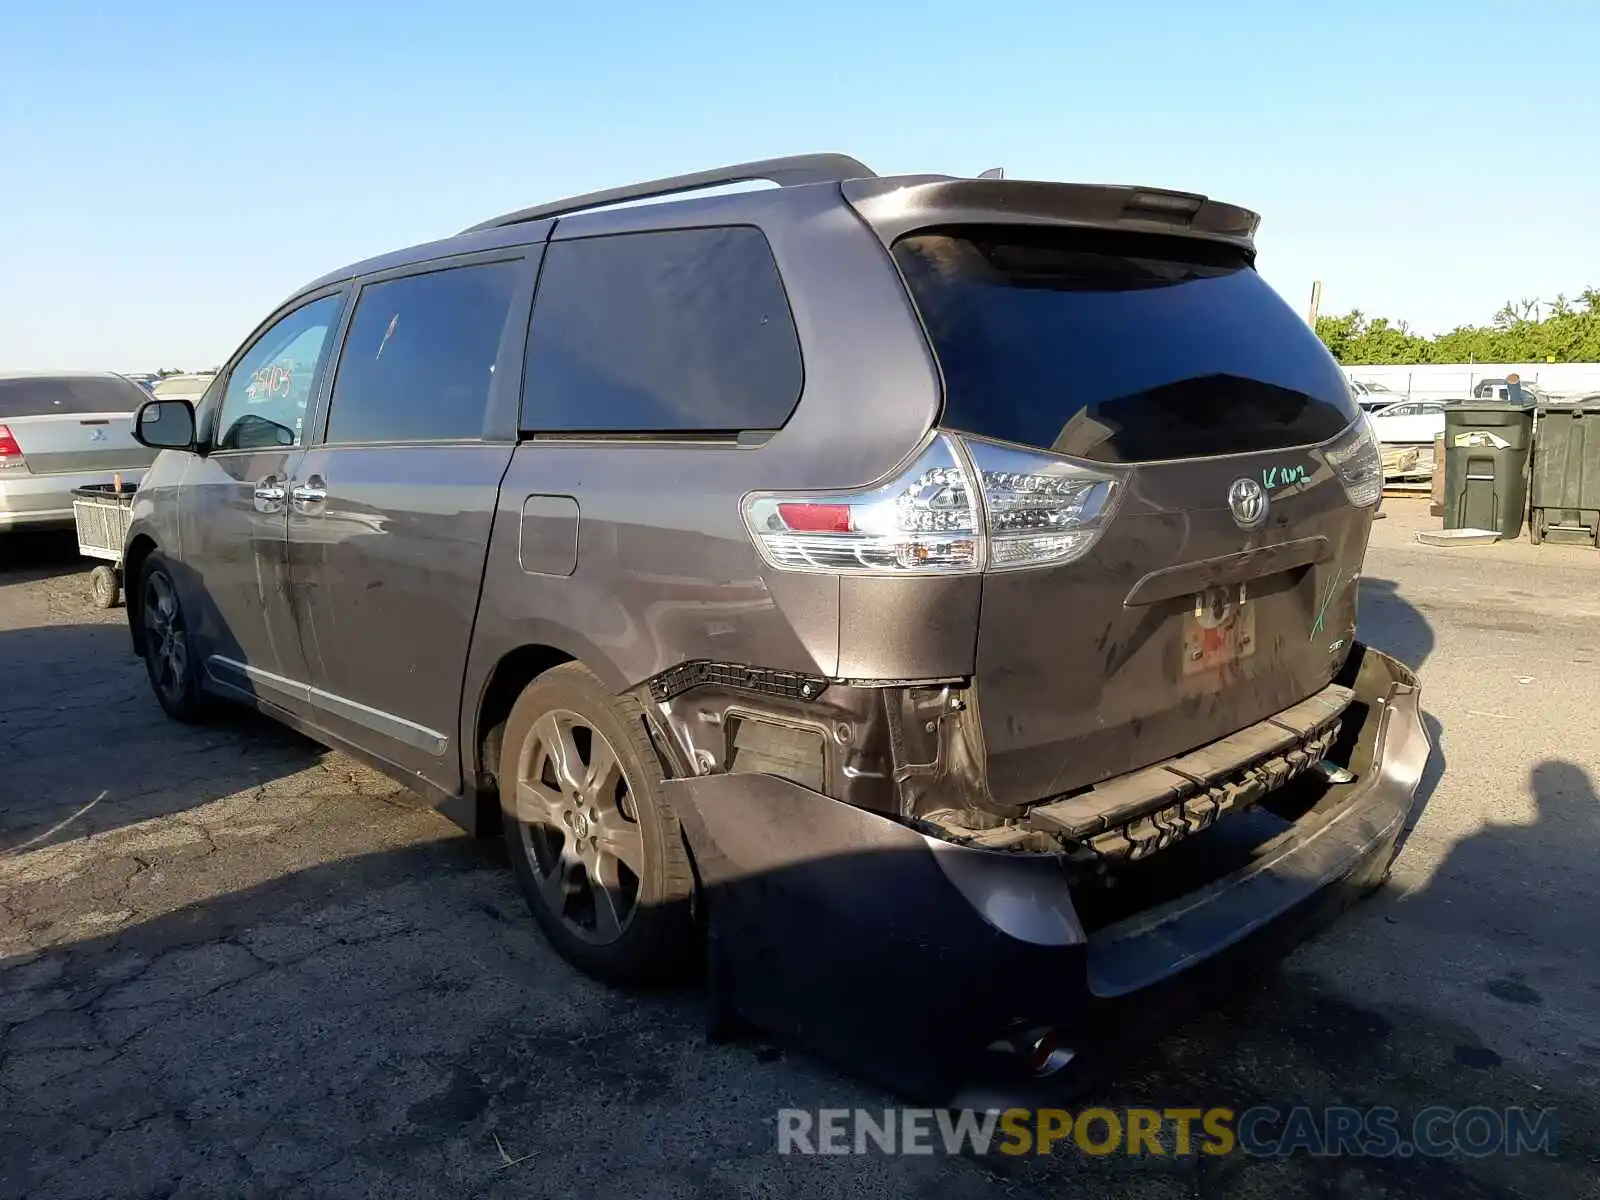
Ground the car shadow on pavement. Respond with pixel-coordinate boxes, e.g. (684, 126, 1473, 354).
(1383, 756, 1600, 1009)
(1359, 574, 1444, 852)
(0, 621, 333, 853)
(0, 529, 95, 587)
(1358, 575, 1434, 673)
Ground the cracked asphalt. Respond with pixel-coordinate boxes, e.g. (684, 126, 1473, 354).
(2, 504, 1598, 1199)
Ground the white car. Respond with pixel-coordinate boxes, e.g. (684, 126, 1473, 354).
(1366, 399, 1447, 445)
(149, 372, 217, 404)
(1348, 378, 1408, 412)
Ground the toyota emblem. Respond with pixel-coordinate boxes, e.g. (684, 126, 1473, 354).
(1228, 477, 1269, 530)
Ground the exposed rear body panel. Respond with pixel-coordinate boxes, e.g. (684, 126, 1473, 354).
(977, 448, 1369, 808)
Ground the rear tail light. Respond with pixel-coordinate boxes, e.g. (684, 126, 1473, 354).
(0, 425, 24, 471)
(1321, 416, 1383, 508)
(963, 436, 1122, 570)
(742, 433, 1123, 575)
(744, 435, 981, 574)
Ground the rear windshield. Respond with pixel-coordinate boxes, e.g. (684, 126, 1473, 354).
(892, 227, 1358, 463)
(0, 375, 147, 419)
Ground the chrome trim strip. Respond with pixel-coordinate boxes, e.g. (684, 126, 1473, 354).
(206, 655, 449, 757)
(207, 655, 307, 701)
(306, 684, 450, 757)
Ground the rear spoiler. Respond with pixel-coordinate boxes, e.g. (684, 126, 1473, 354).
(841, 176, 1261, 255)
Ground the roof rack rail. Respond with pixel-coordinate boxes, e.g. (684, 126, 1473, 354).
(462, 153, 877, 234)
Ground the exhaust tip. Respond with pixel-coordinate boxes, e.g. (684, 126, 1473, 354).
(1027, 1031, 1075, 1077)
(1315, 759, 1357, 784)
(984, 1025, 1076, 1080)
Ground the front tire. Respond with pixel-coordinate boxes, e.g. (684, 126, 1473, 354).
(499, 662, 696, 984)
(138, 554, 215, 724)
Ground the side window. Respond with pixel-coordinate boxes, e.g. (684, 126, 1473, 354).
(214, 296, 342, 452)
(522, 227, 802, 433)
(324, 261, 521, 445)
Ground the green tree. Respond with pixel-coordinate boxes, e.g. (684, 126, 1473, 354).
(1316, 287, 1600, 364)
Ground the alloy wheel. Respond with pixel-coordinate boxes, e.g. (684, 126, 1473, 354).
(513, 710, 646, 945)
(142, 573, 188, 701)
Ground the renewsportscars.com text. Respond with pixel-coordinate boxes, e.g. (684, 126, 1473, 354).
(776, 1106, 1559, 1159)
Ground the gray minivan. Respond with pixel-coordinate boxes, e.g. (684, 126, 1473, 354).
(125, 155, 1430, 1099)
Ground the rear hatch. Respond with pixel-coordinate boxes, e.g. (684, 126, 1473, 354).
(0, 375, 156, 475)
(891, 223, 1377, 810)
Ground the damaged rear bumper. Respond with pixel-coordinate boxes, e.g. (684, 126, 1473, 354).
(664, 644, 1430, 1102)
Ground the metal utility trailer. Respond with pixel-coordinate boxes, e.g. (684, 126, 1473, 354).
(71, 480, 137, 609)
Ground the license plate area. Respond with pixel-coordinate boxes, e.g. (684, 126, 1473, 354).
(1182, 583, 1255, 678)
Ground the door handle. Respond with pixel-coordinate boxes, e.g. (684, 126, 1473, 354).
(253, 475, 287, 513)
(291, 476, 328, 514)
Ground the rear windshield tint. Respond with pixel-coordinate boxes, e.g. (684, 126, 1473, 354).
(0, 376, 147, 419)
(892, 227, 1357, 462)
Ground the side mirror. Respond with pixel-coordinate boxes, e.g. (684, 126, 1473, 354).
(134, 399, 196, 450)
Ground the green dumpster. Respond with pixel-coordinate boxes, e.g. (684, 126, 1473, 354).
(1530, 398, 1600, 546)
(1441, 402, 1534, 540)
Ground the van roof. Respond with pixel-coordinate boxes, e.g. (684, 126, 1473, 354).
(296, 153, 1261, 301)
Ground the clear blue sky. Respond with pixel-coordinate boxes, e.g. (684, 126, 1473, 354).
(2, 0, 1595, 371)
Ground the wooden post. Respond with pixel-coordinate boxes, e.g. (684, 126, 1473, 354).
(1307, 280, 1322, 325)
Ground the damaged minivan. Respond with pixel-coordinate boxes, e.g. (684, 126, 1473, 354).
(123, 154, 1429, 1101)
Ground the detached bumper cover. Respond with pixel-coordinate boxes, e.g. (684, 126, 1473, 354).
(1088, 654, 1427, 997)
(665, 644, 1429, 1101)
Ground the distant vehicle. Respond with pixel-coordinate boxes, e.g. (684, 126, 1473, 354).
(150, 373, 216, 404)
(1366, 399, 1448, 445)
(0, 372, 158, 531)
(1348, 378, 1407, 412)
(1471, 377, 1547, 403)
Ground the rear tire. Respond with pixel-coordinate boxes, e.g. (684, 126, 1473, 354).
(89, 565, 120, 609)
(499, 662, 696, 984)
(138, 553, 216, 724)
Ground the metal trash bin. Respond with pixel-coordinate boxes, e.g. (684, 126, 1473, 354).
(1441, 402, 1534, 540)
(1530, 398, 1600, 546)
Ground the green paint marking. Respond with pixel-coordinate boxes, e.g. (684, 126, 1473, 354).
(1262, 464, 1309, 491)
(1310, 574, 1349, 639)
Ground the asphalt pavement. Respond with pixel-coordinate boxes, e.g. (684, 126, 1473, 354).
(1, 503, 1596, 1198)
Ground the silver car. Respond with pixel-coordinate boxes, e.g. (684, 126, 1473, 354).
(0, 372, 156, 531)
